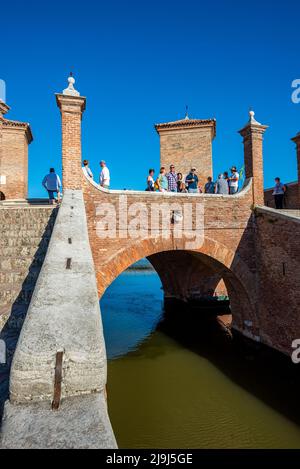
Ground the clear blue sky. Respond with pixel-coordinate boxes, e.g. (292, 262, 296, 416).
(1, 0, 300, 196)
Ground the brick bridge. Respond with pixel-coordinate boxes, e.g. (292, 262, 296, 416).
(0, 77, 300, 448)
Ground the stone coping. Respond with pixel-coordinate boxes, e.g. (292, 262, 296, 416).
(255, 205, 300, 223)
(1, 393, 116, 449)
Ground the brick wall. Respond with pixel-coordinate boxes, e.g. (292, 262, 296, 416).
(0, 206, 57, 331)
(0, 204, 57, 421)
(0, 121, 32, 200)
(254, 207, 300, 355)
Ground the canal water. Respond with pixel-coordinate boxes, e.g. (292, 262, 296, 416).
(100, 261, 300, 449)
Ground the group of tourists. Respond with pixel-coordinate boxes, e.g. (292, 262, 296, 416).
(82, 159, 110, 188)
(146, 165, 240, 195)
(41, 160, 110, 204)
(41, 161, 287, 210)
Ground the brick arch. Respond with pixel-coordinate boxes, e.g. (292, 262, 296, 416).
(0, 191, 5, 200)
(95, 236, 259, 336)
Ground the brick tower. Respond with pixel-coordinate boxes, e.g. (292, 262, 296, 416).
(239, 110, 268, 206)
(0, 100, 33, 200)
(155, 114, 216, 186)
(56, 74, 86, 190)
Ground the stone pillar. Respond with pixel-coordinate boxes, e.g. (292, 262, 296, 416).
(56, 75, 86, 190)
(291, 132, 300, 209)
(239, 111, 268, 206)
(0, 101, 32, 200)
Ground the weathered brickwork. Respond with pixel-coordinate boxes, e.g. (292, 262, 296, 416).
(56, 94, 86, 190)
(0, 103, 32, 200)
(239, 114, 268, 206)
(254, 207, 300, 355)
(155, 119, 216, 187)
(0, 206, 57, 331)
(0, 204, 57, 422)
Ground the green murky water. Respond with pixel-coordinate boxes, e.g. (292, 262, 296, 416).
(100, 264, 300, 449)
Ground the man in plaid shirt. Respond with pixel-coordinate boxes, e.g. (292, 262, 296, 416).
(166, 164, 178, 192)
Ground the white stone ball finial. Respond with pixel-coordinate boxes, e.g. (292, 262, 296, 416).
(63, 72, 80, 97)
(248, 108, 261, 125)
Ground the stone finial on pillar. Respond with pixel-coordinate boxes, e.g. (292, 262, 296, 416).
(291, 132, 300, 209)
(239, 110, 268, 206)
(56, 74, 86, 190)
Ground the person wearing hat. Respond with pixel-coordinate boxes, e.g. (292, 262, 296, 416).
(99, 160, 110, 189)
(229, 166, 239, 195)
(185, 167, 199, 194)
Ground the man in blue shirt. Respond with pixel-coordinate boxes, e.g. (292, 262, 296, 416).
(186, 167, 199, 193)
(42, 168, 62, 205)
(204, 176, 215, 194)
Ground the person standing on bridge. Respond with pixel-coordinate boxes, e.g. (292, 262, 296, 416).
(215, 174, 229, 195)
(99, 160, 110, 189)
(42, 168, 61, 205)
(186, 167, 199, 194)
(204, 176, 215, 194)
(82, 159, 93, 179)
(273, 177, 286, 209)
(156, 167, 168, 192)
(166, 164, 178, 192)
(228, 166, 240, 195)
(146, 169, 155, 191)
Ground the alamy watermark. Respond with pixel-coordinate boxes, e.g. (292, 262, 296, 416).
(95, 195, 204, 250)
(0, 339, 5, 364)
(291, 339, 300, 364)
(0, 79, 6, 102)
(291, 79, 300, 104)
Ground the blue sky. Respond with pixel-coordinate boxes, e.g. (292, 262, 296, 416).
(1, 0, 300, 196)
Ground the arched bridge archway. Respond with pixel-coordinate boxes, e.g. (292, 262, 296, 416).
(95, 236, 259, 338)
